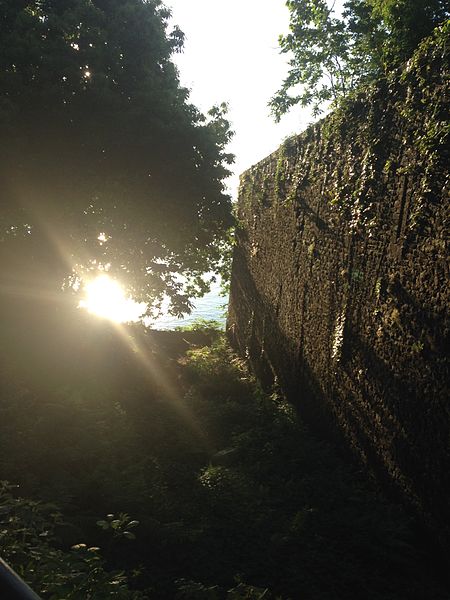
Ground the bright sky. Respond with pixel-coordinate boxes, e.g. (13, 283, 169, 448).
(166, 0, 315, 197)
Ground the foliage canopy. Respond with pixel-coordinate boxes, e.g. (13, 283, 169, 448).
(0, 0, 234, 315)
(270, 0, 449, 118)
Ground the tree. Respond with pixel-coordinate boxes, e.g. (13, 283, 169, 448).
(0, 0, 234, 316)
(270, 0, 449, 119)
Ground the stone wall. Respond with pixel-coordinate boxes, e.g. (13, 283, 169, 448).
(227, 26, 449, 550)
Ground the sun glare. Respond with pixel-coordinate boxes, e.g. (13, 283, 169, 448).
(79, 275, 146, 323)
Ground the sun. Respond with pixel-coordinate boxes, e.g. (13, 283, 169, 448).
(79, 275, 146, 323)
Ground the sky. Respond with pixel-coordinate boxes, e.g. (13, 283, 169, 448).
(166, 0, 316, 197)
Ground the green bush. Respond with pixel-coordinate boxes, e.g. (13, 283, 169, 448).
(0, 482, 147, 599)
(0, 332, 447, 598)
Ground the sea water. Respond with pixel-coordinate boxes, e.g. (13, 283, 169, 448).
(148, 277, 227, 330)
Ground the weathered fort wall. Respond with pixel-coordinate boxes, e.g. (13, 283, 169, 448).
(227, 26, 449, 549)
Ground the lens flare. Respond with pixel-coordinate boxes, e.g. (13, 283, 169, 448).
(79, 275, 146, 323)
